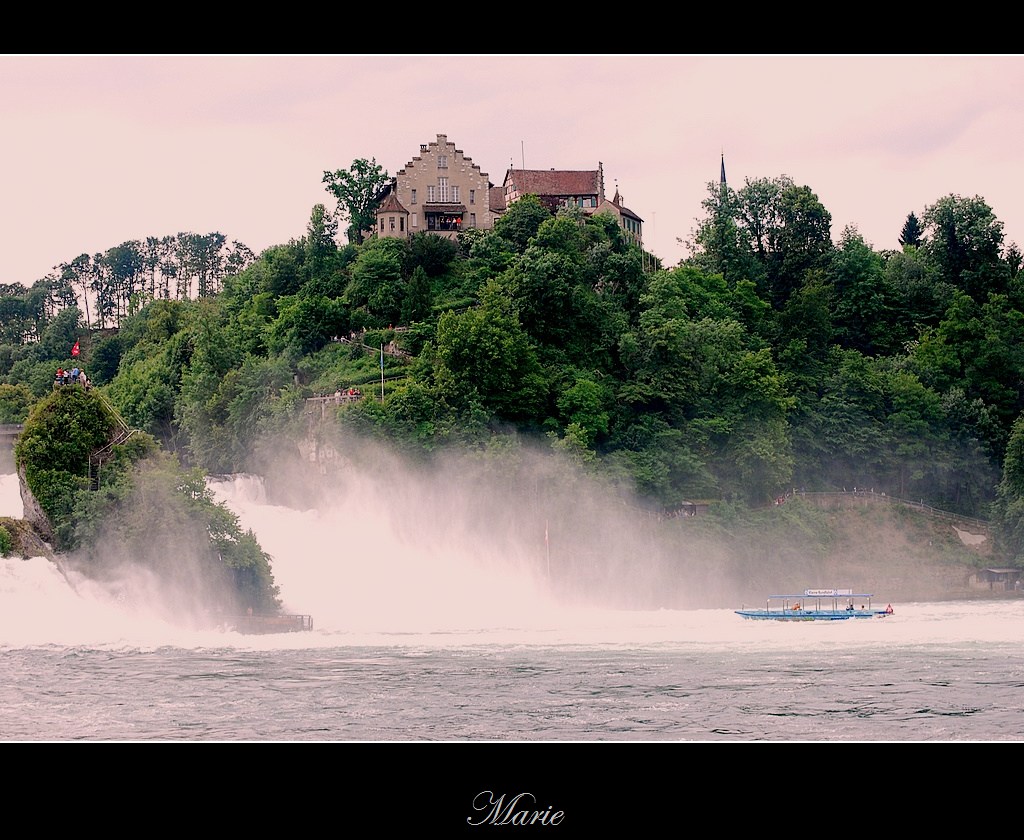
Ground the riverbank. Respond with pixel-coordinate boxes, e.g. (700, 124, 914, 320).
(734, 496, 996, 604)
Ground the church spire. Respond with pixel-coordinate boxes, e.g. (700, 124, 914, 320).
(720, 151, 727, 187)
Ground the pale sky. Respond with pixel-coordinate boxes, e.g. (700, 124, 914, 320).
(2, 54, 1023, 288)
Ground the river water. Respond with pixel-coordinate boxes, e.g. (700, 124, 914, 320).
(2, 472, 1021, 745)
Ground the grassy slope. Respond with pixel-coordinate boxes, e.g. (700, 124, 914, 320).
(721, 497, 993, 605)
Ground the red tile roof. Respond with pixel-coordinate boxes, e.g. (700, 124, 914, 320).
(489, 185, 506, 213)
(505, 169, 601, 197)
(379, 192, 407, 214)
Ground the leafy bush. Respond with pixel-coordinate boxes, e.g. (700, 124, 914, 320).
(14, 384, 280, 612)
(0, 383, 34, 424)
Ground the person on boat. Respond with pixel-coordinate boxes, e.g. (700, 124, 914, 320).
(885, 604, 894, 614)
(846, 602, 855, 611)
(792, 603, 801, 610)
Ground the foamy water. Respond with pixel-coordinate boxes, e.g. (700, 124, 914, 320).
(2, 470, 1021, 653)
(0, 472, 22, 518)
(3, 470, 1023, 743)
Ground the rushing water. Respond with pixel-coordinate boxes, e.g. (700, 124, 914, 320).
(2, 472, 1022, 745)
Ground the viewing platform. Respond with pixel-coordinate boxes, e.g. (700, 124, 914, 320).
(304, 390, 364, 420)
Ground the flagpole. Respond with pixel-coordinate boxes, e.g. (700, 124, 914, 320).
(545, 519, 550, 578)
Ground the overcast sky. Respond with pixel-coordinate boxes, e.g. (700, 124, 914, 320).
(2, 54, 1022, 287)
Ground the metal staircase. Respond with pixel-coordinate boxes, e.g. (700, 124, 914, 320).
(87, 391, 138, 491)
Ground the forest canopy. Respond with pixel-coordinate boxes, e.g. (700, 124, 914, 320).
(3, 166, 1024, 567)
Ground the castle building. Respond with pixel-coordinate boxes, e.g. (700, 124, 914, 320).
(374, 133, 643, 247)
(375, 133, 497, 242)
(500, 163, 643, 246)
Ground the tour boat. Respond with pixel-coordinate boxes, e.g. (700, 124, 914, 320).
(736, 589, 894, 621)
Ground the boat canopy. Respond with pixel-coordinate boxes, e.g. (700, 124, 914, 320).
(768, 589, 872, 598)
(736, 588, 892, 620)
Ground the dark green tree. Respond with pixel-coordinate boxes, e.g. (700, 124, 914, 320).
(0, 382, 34, 423)
(100, 240, 145, 324)
(899, 212, 924, 248)
(766, 182, 834, 306)
(882, 244, 949, 333)
(36, 305, 82, 364)
(992, 413, 1024, 565)
(432, 281, 547, 421)
(175, 232, 229, 300)
(617, 268, 794, 504)
(175, 301, 243, 471)
(493, 194, 552, 252)
(15, 386, 126, 546)
(684, 179, 763, 288)
(322, 158, 390, 245)
(345, 243, 405, 327)
(107, 300, 199, 444)
(401, 265, 433, 324)
(461, 228, 517, 279)
(408, 231, 458, 277)
(910, 288, 1024, 455)
(734, 176, 787, 269)
(555, 373, 614, 450)
(0, 285, 30, 345)
(58, 254, 94, 328)
(828, 227, 900, 355)
(922, 194, 1009, 302)
(302, 204, 339, 282)
(267, 294, 347, 358)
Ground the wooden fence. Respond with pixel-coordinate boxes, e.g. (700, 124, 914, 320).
(789, 489, 990, 532)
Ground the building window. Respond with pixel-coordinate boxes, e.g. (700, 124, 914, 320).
(470, 213, 476, 227)
(411, 189, 417, 204)
(390, 217, 395, 231)
(412, 214, 417, 228)
(428, 185, 435, 202)
(439, 177, 449, 202)
(427, 213, 462, 232)
(380, 218, 384, 231)
(452, 186, 459, 202)
(470, 189, 475, 205)
(438, 155, 448, 168)
(400, 217, 405, 232)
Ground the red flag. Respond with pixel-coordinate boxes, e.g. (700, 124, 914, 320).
(71, 340, 80, 357)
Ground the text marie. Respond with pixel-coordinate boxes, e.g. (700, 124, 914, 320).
(467, 791, 565, 827)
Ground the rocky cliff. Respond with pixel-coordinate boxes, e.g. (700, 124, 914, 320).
(17, 462, 54, 545)
(0, 515, 55, 560)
